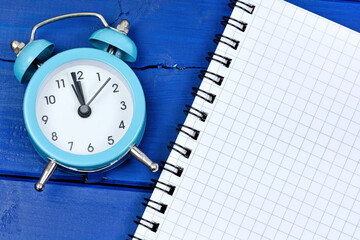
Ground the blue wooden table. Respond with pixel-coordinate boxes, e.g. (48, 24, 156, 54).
(0, 0, 359, 239)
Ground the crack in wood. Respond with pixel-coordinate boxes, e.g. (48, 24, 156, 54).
(0, 173, 154, 190)
(109, 0, 130, 27)
(132, 64, 205, 70)
(0, 58, 15, 63)
(0, 58, 205, 71)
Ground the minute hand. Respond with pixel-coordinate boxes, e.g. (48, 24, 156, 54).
(86, 77, 111, 106)
(71, 72, 86, 105)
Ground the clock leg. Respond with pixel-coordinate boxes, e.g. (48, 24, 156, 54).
(129, 146, 159, 172)
(35, 159, 57, 192)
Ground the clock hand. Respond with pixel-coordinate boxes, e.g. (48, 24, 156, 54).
(86, 77, 111, 106)
(77, 80, 86, 103)
(71, 72, 86, 105)
(71, 84, 84, 105)
(70, 72, 92, 118)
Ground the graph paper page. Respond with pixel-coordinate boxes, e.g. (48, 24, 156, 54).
(134, 0, 360, 239)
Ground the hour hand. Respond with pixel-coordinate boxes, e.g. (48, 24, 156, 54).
(71, 72, 85, 105)
(71, 84, 83, 105)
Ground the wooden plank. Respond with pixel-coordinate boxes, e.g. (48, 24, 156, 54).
(0, 177, 151, 240)
(0, 0, 231, 68)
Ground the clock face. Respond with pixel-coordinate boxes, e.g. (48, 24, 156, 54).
(35, 59, 134, 155)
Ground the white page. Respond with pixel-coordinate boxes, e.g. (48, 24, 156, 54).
(134, 0, 360, 239)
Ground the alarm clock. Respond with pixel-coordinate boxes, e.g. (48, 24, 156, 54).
(10, 12, 158, 191)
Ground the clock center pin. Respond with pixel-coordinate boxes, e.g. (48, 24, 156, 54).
(78, 105, 92, 118)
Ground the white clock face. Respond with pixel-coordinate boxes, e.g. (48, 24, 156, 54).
(35, 59, 134, 155)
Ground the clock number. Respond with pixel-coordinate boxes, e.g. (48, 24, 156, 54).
(120, 101, 126, 110)
(77, 71, 84, 80)
(55, 79, 65, 88)
(88, 143, 94, 152)
(96, 72, 101, 81)
(108, 136, 114, 145)
(112, 84, 119, 93)
(51, 132, 58, 141)
(119, 120, 125, 129)
(42, 115, 48, 124)
(68, 141, 73, 151)
(44, 95, 56, 105)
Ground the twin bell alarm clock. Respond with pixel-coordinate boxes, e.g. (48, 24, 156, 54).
(10, 12, 158, 191)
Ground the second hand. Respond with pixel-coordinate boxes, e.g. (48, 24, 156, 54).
(86, 77, 111, 106)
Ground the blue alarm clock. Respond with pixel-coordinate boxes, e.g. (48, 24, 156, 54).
(10, 13, 158, 191)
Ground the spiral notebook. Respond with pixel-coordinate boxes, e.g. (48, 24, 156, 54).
(130, 0, 360, 239)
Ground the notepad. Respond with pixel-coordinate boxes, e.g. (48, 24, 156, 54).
(132, 0, 360, 239)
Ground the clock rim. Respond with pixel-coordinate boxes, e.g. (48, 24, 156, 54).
(23, 48, 146, 171)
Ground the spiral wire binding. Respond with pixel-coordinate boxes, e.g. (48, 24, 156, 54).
(213, 34, 240, 50)
(176, 124, 200, 140)
(228, 0, 255, 14)
(142, 198, 168, 214)
(150, 179, 176, 195)
(160, 160, 184, 177)
(221, 16, 247, 32)
(184, 104, 208, 122)
(134, 216, 159, 232)
(191, 87, 216, 103)
(129, 1, 255, 238)
(206, 52, 232, 68)
(127, 235, 142, 240)
(198, 70, 224, 86)
(167, 141, 192, 158)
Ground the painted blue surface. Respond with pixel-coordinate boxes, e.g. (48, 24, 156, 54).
(89, 28, 138, 62)
(23, 48, 146, 170)
(0, 0, 359, 239)
(0, 177, 150, 240)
